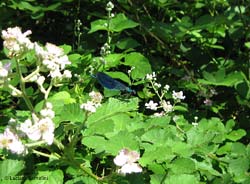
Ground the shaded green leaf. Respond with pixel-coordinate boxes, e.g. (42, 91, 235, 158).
(124, 52, 152, 79)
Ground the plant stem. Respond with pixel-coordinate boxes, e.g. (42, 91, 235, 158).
(31, 149, 60, 160)
(15, 58, 34, 112)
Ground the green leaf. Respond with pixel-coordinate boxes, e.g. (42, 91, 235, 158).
(229, 157, 249, 182)
(24, 169, 64, 184)
(123, 52, 152, 79)
(105, 131, 140, 154)
(89, 13, 139, 33)
(235, 80, 250, 100)
(171, 158, 196, 174)
(225, 119, 235, 132)
(11, 1, 41, 12)
(83, 131, 139, 155)
(59, 103, 85, 122)
(82, 136, 108, 154)
(106, 71, 131, 84)
(216, 142, 232, 155)
(141, 128, 169, 145)
(65, 176, 99, 184)
(145, 116, 171, 128)
(140, 145, 174, 166)
(109, 13, 139, 32)
(226, 129, 246, 141)
(173, 105, 188, 112)
(195, 161, 222, 176)
(86, 98, 138, 126)
(172, 142, 193, 157)
(245, 42, 250, 48)
(35, 91, 76, 125)
(88, 19, 107, 33)
(187, 118, 226, 146)
(68, 54, 82, 67)
(231, 142, 246, 156)
(165, 174, 199, 184)
(116, 38, 140, 49)
(104, 53, 124, 68)
(150, 174, 166, 184)
(199, 69, 245, 86)
(60, 44, 72, 54)
(83, 118, 115, 137)
(0, 159, 25, 184)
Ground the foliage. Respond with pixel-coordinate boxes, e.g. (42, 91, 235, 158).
(0, 0, 250, 184)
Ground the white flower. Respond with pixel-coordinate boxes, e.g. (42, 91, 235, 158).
(161, 100, 173, 113)
(19, 119, 33, 133)
(19, 113, 55, 145)
(164, 84, 170, 91)
(80, 101, 97, 113)
(63, 70, 72, 78)
(192, 122, 199, 127)
(34, 42, 46, 58)
(37, 117, 55, 145)
(45, 43, 64, 57)
(40, 107, 55, 119)
(106, 1, 114, 11)
(128, 66, 135, 74)
(146, 72, 156, 81)
(153, 111, 165, 117)
(172, 90, 185, 100)
(153, 82, 161, 88)
(0, 128, 26, 154)
(145, 100, 158, 110)
(0, 63, 9, 78)
(204, 98, 212, 106)
(210, 89, 218, 95)
(118, 163, 142, 174)
(50, 68, 62, 79)
(114, 149, 142, 175)
(89, 91, 103, 104)
(0, 67, 8, 78)
(45, 102, 53, 109)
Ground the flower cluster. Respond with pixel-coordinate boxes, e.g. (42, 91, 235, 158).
(106, 1, 114, 12)
(0, 102, 55, 155)
(1, 27, 34, 58)
(100, 42, 111, 56)
(1, 27, 72, 97)
(18, 102, 55, 145)
(145, 72, 186, 117)
(0, 27, 70, 155)
(35, 42, 72, 81)
(113, 148, 142, 175)
(80, 91, 103, 113)
(145, 100, 158, 110)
